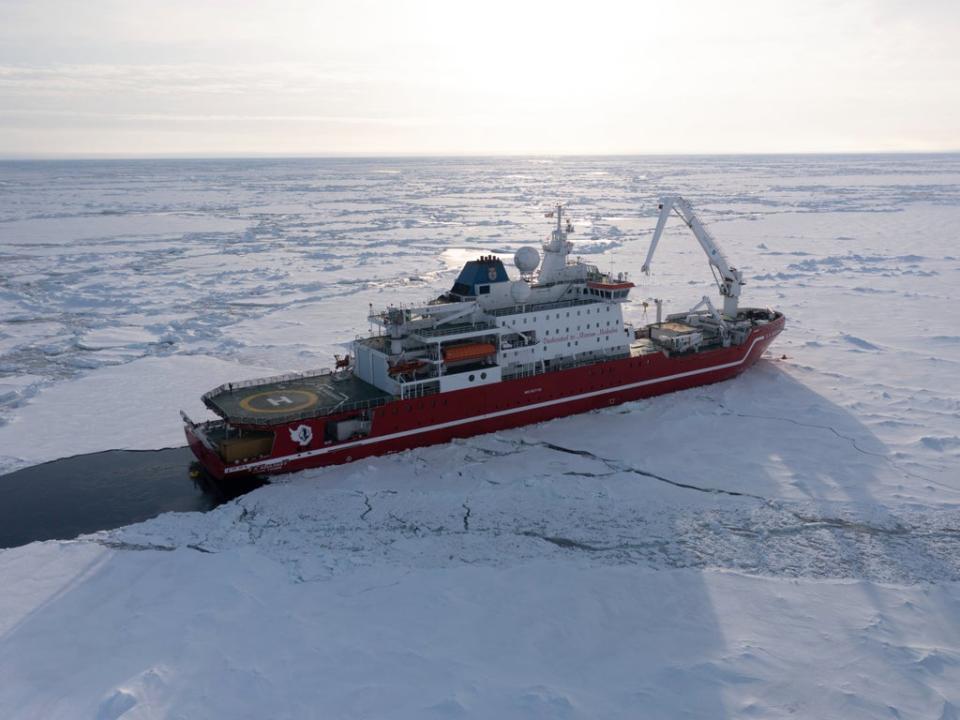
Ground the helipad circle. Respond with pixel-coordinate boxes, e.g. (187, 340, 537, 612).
(238, 389, 319, 414)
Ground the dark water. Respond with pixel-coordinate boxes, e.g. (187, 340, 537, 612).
(0, 447, 265, 549)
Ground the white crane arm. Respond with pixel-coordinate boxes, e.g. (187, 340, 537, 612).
(641, 196, 744, 318)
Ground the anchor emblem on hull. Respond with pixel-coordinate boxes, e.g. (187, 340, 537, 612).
(289, 424, 313, 447)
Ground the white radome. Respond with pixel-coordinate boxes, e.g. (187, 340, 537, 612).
(510, 280, 532, 303)
(514, 246, 540, 273)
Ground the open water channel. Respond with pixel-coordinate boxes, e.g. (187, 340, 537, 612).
(0, 448, 264, 548)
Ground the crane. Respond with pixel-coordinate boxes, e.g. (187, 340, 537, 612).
(641, 196, 744, 319)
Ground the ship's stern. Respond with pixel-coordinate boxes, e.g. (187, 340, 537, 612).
(181, 412, 227, 480)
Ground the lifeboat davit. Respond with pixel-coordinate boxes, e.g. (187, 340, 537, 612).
(442, 342, 496, 364)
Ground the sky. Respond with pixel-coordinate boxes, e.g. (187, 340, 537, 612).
(0, 0, 958, 157)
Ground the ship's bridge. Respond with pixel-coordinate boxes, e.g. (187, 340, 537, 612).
(584, 270, 634, 301)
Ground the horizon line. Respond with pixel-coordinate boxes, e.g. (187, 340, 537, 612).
(2, 149, 959, 162)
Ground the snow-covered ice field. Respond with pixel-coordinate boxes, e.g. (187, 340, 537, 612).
(1, 155, 960, 718)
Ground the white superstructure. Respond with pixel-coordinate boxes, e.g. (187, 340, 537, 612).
(354, 206, 636, 398)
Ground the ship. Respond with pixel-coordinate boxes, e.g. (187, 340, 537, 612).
(183, 197, 785, 479)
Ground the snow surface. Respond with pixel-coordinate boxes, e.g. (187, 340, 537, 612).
(2, 155, 960, 717)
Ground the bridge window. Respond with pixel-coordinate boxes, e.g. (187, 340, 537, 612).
(479, 285, 490, 295)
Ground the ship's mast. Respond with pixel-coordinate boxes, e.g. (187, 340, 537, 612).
(539, 204, 573, 284)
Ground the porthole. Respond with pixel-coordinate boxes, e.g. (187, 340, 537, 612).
(469, 374, 475, 381)
(481, 372, 487, 380)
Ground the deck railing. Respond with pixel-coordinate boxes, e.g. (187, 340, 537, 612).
(201, 367, 336, 404)
(413, 321, 498, 339)
(219, 394, 393, 426)
(489, 297, 596, 318)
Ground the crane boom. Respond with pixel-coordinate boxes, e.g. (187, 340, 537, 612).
(641, 196, 744, 318)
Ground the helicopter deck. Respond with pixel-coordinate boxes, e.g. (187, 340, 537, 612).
(202, 371, 391, 426)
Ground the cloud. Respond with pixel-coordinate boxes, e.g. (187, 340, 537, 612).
(0, 63, 370, 96)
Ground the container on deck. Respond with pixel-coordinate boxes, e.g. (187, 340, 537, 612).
(650, 322, 703, 352)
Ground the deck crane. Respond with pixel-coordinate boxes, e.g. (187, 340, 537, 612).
(642, 196, 744, 319)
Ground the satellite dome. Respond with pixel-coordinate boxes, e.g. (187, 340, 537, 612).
(510, 280, 532, 303)
(514, 246, 540, 274)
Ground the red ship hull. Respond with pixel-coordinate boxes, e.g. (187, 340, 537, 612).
(187, 316, 783, 480)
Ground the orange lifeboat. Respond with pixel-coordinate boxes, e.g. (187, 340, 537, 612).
(442, 342, 496, 364)
(388, 359, 428, 376)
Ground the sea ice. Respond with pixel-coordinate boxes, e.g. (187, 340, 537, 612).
(1, 155, 959, 717)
